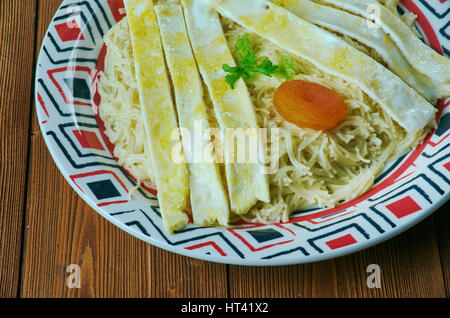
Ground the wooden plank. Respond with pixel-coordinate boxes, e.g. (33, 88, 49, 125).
(149, 248, 228, 298)
(20, 0, 228, 298)
(17, 0, 449, 298)
(0, 0, 37, 298)
(333, 216, 446, 297)
(228, 214, 446, 297)
(227, 265, 313, 298)
(435, 201, 450, 297)
(21, 0, 153, 297)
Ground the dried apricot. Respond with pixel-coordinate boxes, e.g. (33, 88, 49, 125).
(273, 80, 347, 130)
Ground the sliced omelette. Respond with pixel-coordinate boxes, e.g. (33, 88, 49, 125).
(154, 3, 230, 227)
(124, 0, 189, 234)
(205, 0, 437, 132)
(271, 0, 439, 102)
(320, 0, 450, 96)
(181, 0, 271, 215)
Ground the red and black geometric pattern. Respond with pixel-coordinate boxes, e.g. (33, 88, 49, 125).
(35, 0, 450, 265)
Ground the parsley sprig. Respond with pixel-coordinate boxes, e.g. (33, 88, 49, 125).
(222, 34, 297, 89)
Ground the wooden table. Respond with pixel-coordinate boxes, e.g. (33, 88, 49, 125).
(0, 0, 449, 298)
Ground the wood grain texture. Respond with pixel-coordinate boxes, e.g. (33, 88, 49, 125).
(21, 131, 228, 297)
(228, 216, 447, 298)
(332, 216, 446, 298)
(435, 201, 450, 297)
(19, 0, 228, 298)
(0, 0, 448, 299)
(0, 0, 37, 298)
(149, 248, 228, 298)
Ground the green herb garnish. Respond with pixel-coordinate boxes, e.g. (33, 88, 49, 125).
(274, 56, 297, 80)
(222, 34, 297, 89)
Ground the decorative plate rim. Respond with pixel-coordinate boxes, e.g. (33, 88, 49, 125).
(35, 0, 450, 266)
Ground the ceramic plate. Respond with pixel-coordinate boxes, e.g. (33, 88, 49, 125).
(35, 0, 450, 265)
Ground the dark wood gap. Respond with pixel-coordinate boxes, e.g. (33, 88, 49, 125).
(0, 0, 39, 298)
(17, 0, 41, 299)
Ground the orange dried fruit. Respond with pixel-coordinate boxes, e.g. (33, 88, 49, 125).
(273, 80, 348, 130)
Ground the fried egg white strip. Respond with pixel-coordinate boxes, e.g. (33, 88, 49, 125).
(155, 4, 230, 227)
(206, 0, 436, 132)
(320, 0, 450, 96)
(271, 0, 439, 102)
(181, 0, 270, 215)
(124, 0, 189, 234)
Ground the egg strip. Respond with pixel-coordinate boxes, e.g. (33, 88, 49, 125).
(206, 0, 436, 132)
(271, 0, 439, 102)
(181, 0, 270, 215)
(155, 4, 230, 227)
(124, 0, 189, 234)
(319, 0, 450, 96)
